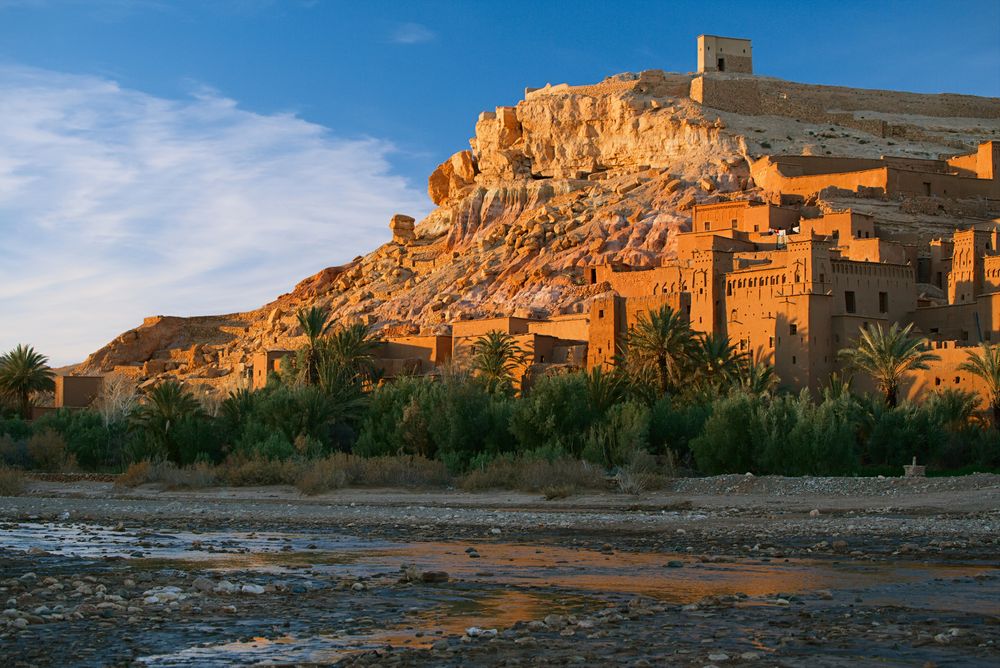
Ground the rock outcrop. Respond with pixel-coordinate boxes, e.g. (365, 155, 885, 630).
(78, 68, 1000, 392)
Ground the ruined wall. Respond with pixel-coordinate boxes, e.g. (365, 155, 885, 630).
(691, 75, 1000, 130)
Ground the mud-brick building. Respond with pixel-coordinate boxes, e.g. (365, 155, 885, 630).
(587, 158, 1000, 403)
(751, 141, 1000, 203)
(450, 315, 589, 388)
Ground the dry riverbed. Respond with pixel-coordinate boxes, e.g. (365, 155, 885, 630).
(1, 474, 998, 666)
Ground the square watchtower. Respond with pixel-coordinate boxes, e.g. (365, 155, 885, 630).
(697, 35, 752, 74)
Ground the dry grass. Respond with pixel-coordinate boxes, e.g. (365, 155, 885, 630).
(115, 460, 218, 489)
(296, 454, 449, 495)
(215, 457, 304, 487)
(295, 457, 348, 495)
(26, 431, 75, 472)
(116, 461, 152, 488)
(542, 484, 575, 500)
(460, 456, 606, 495)
(615, 450, 677, 494)
(0, 466, 24, 496)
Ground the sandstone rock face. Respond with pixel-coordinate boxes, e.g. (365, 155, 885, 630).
(78, 68, 1000, 395)
(428, 150, 478, 205)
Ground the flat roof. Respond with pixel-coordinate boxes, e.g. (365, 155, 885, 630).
(697, 34, 752, 41)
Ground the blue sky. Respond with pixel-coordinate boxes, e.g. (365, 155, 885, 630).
(0, 0, 998, 364)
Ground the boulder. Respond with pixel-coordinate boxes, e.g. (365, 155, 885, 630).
(390, 214, 416, 244)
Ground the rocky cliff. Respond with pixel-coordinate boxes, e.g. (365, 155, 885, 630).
(78, 70, 1000, 391)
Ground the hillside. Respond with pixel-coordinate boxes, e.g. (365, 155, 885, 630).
(78, 68, 1000, 391)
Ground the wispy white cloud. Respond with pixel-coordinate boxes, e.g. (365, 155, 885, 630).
(389, 22, 436, 45)
(0, 66, 432, 365)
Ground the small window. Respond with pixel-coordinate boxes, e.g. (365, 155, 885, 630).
(954, 376, 961, 384)
(731, 218, 738, 228)
(934, 377, 941, 386)
(792, 355, 797, 365)
(878, 291, 888, 314)
(789, 323, 797, 335)
(961, 330, 969, 341)
(598, 309, 605, 318)
(769, 337, 774, 348)
(589, 268, 598, 284)
(703, 222, 710, 231)
(845, 291, 856, 314)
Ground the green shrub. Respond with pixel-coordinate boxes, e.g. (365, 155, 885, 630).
(355, 377, 437, 457)
(582, 400, 650, 468)
(690, 392, 766, 474)
(691, 391, 862, 475)
(0, 416, 32, 440)
(425, 376, 515, 472)
(243, 432, 296, 460)
(509, 372, 594, 457)
(170, 416, 226, 465)
(862, 402, 946, 468)
(756, 392, 858, 475)
(34, 409, 129, 470)
(648, 395, 711, 459)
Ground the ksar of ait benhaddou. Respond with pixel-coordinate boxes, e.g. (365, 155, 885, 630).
(4, 13, 1000, 668)
(82, 36, 999, 406)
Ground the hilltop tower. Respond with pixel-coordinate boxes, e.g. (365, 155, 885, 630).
(697, 35, 752, 74)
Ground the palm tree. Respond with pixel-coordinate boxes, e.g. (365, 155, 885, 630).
(626, 306, 695, 395)
(0, 344, 55, 419)
(838, 322, 939, 408)
(823, 371, 853, 401)
(738, 352, 778, 396)
(584, 366, 627, 415)
(959, 343, 1000, 428)
(925, 388, 979, 433)
(693, 333, 745, 395)
(296, 305, 333, 384)
(470, 330, 527, 395)
(131, 381, 203, 463)
(320, 322, 381, 387)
